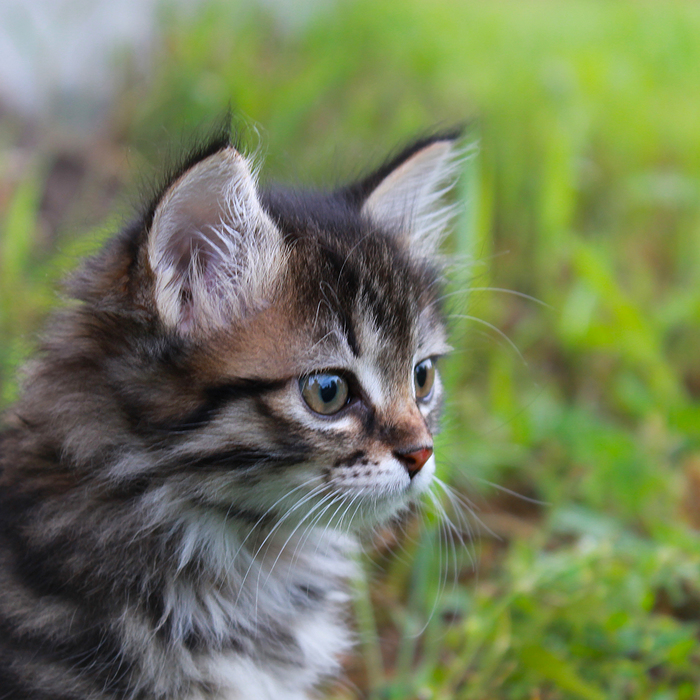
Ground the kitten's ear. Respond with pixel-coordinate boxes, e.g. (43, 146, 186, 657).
(147, 147, 283, 333)
(355, 135, 464, 256)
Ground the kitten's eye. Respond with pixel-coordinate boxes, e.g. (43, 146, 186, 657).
(414, 358, 436, 401)
(299, 374, 349, 415)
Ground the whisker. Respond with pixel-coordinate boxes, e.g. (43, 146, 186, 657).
(282, 493, 350, 586)
(448, 314, 527, 365)
(433, 476, 497, 544)
(436, 287, 550, 308)
(309, 493, 350, 557)
(234, 483, 331, 602)
(404, 492, 447, 639)
(468, 476, 549, 506)
(336, 491, 364, 534)
(224, 476, 324, 574)
(249, 489, 337, 618)
(346, 488, 371, 532)
(262, 490, 342, 588)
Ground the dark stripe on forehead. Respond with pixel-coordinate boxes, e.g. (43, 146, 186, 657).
(320, 245, 361, 357)
(315, 236, 426, 360)
(344, 319, 360, 357)
(355, 241, 434, 365)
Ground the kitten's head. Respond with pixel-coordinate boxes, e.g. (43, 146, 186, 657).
(69, 131, 463, 533)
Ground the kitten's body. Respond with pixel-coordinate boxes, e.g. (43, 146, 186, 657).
(0, 129, 462, 699)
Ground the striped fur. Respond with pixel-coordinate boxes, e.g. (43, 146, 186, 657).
(0, 129, 462, 700)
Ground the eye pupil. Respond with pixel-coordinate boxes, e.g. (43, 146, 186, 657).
(319, 378, 337, 404)
(416, 365, 427, 388)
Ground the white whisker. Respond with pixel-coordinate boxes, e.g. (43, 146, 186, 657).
(448, 313, 527, 365)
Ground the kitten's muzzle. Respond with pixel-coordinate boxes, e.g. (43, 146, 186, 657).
(394, 446, 433, 479)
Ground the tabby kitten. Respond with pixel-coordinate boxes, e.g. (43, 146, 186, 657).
(0, 128, 462, 700)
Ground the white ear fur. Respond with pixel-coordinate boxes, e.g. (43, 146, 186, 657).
(361, 140, 464, 256)
(148, 147, 283, 333)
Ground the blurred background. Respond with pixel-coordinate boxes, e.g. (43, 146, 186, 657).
(1, 0, 699, 697)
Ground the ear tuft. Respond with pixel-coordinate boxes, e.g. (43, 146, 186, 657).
(358, 136, 468, 257)
(148, 147, 283, 333)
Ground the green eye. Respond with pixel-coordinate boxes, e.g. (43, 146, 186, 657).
(414, 358, 436, 400)
(299, 373, 349, 415)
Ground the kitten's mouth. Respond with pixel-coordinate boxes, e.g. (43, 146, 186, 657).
(328, 452, 436, 504)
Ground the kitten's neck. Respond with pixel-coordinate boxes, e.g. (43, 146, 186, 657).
(153, 500, 358, 646)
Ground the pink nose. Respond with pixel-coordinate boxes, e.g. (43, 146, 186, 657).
(395, 446, 433, 479)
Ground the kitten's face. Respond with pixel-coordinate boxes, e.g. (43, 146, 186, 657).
(191, 228, 449, 531)
(134, 136, 461, 534)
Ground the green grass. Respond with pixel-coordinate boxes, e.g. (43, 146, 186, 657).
(2, 0, 700, 697)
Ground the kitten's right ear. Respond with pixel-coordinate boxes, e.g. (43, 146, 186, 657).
(147, 147, 284, 334)
(348, 133, 465, 257)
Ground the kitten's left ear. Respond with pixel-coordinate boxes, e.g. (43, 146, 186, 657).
(351, 134, 465, 257)
(147, 146, 284, 334)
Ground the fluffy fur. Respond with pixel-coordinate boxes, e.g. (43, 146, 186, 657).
(0, 127, 463, 700)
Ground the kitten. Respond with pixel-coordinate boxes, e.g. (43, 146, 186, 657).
(0, 127, 462, 700)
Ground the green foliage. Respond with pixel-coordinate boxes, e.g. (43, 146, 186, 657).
(356, 532, 700, 700)
(2, 0, 700, 696)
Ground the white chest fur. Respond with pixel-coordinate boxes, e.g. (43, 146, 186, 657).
(189, 604, 352, 700)
(174, 527, 357, 700)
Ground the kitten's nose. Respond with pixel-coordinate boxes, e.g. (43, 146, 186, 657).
(394, 446, 433, 479)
